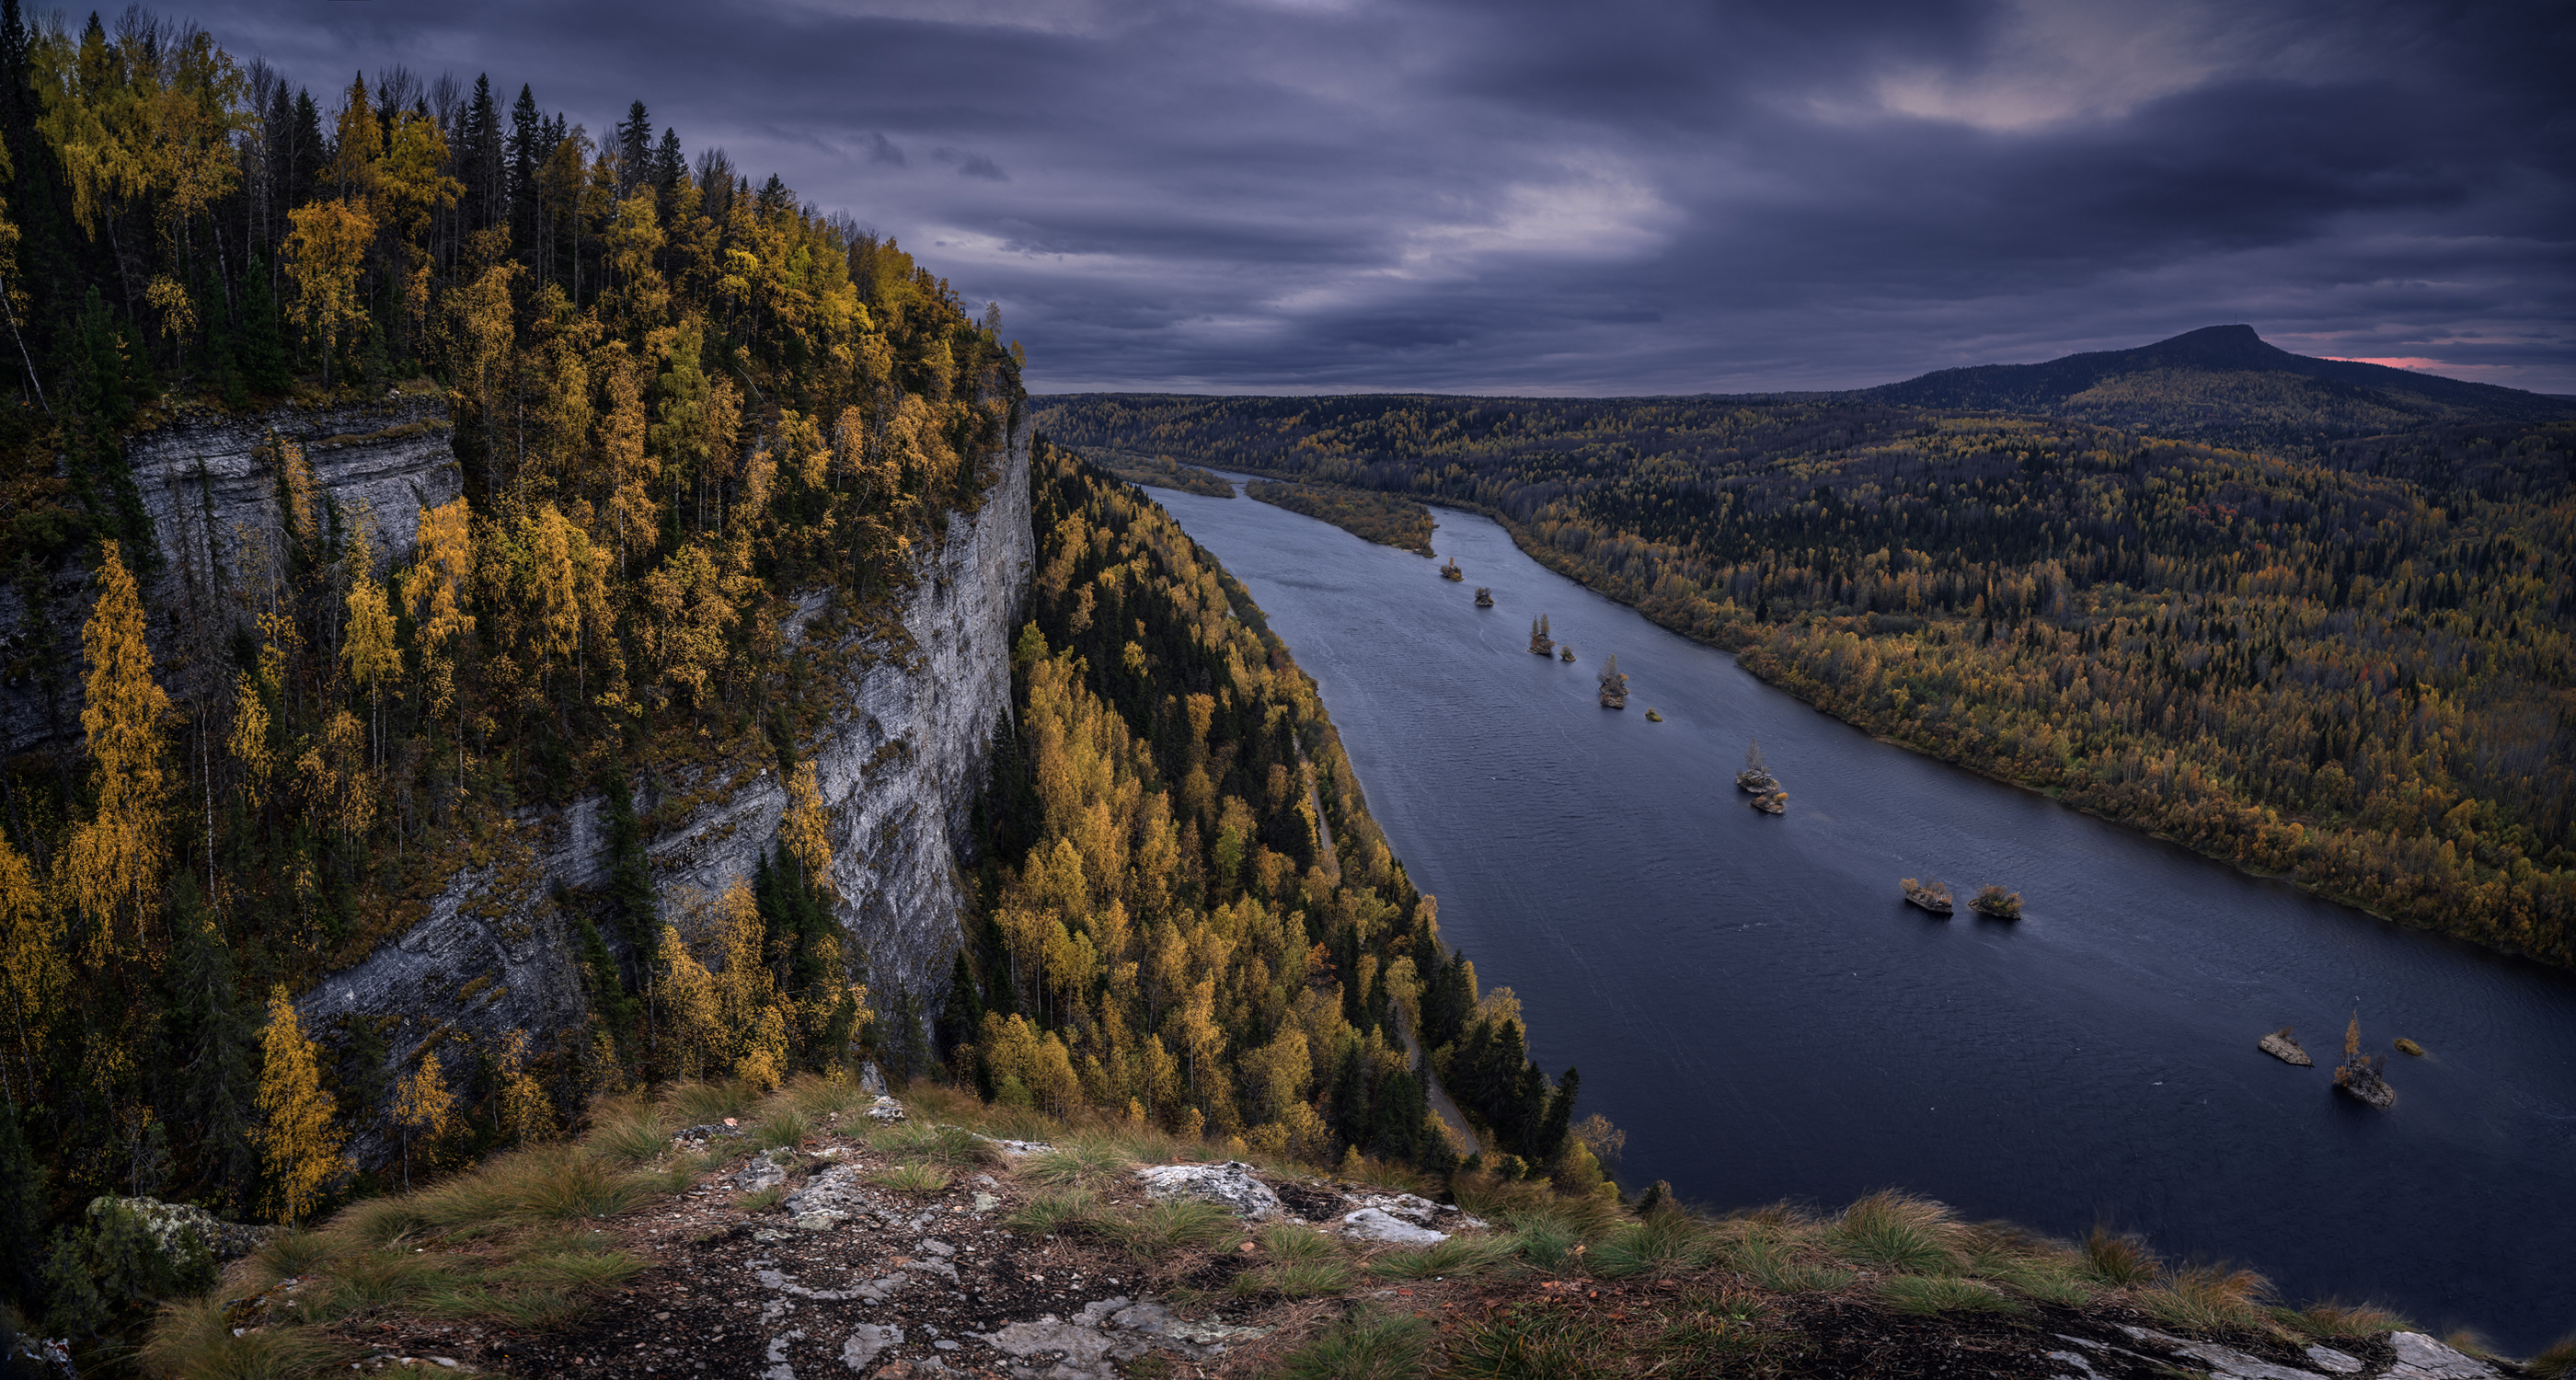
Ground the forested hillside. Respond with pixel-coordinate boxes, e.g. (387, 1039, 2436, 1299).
(0, 2, 1022, 1341)
(1033, 391, 2576, 968)
(952, 442, 1595, 1185)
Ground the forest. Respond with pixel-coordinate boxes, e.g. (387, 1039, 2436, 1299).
(0, 2, 1029, 1344)
(1244, 478, 1434, 556)
(1079, 447, 1234, 498)
(1033, 392, 2576, 968)
(950, 440, 1594, 1183)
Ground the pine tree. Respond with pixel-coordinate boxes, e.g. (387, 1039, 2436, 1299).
(1535, 1065, 1579, 1164)
(157, 883, 259, 1211)
(253, 985, 349, 1223)
(239, 247, 292, 392)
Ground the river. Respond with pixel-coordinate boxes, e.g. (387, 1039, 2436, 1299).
(1139, 477, 2575, 1351)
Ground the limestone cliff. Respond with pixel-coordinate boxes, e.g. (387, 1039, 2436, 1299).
(295, 420, 1032, 1160)
(0, 391, 462, 756)
(2, 395, 1031, 1168)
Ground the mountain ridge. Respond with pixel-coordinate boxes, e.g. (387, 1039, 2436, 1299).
(1866, 323, 2576, 427)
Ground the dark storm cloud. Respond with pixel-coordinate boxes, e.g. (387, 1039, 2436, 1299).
(163, 0, 2575, 393)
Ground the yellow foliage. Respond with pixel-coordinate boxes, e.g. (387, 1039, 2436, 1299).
(0, 834, 63, 1089)
(494, 1029, 555, 1146)
(254, 985, 349, 1223)
(63, 541, 171, 967)
(782, 761, 834, 890)
(393, 1050, 455, 1187)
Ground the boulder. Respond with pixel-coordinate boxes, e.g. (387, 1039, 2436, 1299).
(100, 1195, 278, 1261)
(1347, 1191, 1488, 1232)
(2387, 1332, 2500, 1380)
(865, 1095, 908, 1123)
(730, 1149, 795, 1193)
(1133, 1161, 1281, 1219)
(1339, 1207, 1449, 1246)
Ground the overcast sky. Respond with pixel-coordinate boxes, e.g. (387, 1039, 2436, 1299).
(170, 0, 2574, 395)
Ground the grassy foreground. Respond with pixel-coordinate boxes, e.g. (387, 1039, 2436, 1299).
(121, 1074, 2573, 1379)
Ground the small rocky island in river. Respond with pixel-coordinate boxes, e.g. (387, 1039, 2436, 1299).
(1902, 878, 1954, 914)
(1736, 740, 1778, 793)
(1529, 614, 1554, 654)
(1751, 788, 1787, 814)
(1598, 654, 1629, 708)
(1440, 556, 1465, 581)
(1474, 585, 1494, 606)
(2332, 1013, 2397, 1109)
(1559, 644, 1576, 662)
(2259, 1028, 2314, 1065)
(1968, 885, 2023, 919)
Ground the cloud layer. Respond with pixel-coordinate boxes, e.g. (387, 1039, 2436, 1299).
(182, 0, 2576, 394)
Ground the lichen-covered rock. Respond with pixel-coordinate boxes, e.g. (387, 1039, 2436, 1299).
(730, 1150, 795, 1193)
(1347, 1191, 1487, 1232)
(867, 1096, 908, 1123)
(98, 1195, 280, 1262)
(2387, 1331, 2500, 1380)
(1133, 1162, 1280, 1219)
(2303, 1344, 2363, 1374)
(1339, 1207, 1449, 1245)
(972, 1295, 1268, 1380)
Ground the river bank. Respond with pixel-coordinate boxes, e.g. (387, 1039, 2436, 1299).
(1140, 475, 2576, 1353)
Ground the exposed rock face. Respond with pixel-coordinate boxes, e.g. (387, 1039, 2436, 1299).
(1339, 1206, 1447, 1245)
(294, 420, 1032, 1165)
(0, 395, 461, 756)
(1131, 1161, 1281, 1219)
(2386, 1332, 2500, 1380)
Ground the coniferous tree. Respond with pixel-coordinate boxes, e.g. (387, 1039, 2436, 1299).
(1535, 1065, 1579, 1164)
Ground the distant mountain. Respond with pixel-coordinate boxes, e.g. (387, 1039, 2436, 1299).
(1867, 325, 2576, 445)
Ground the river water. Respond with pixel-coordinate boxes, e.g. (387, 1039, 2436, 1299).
(1141, 478, 2575, 1350)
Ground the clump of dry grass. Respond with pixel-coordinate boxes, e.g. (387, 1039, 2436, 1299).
(2525, 1330, 2576, 1380)
(142, 1297, 346, 1380)
(1833, 1190, 1962, 1275)
(2138, 1262, 2272, 1334)
(2084, 1223, 2163, 1286)
(2279, 1299, 2415, 1338)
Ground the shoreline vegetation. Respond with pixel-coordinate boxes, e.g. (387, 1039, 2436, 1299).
(1030, 394, 2576, 972)
(1088, 447, 1239, 497)
(1246, 477, 1436, 555)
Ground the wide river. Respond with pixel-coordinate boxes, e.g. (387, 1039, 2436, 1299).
(1141, 478, 2574, 1351)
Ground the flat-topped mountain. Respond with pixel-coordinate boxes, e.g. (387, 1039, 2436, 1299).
(1868, 324, 2576, 443)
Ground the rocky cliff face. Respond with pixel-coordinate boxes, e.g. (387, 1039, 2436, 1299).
(0, 392, 462, 756)
(296, 420, 1033, 1156)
